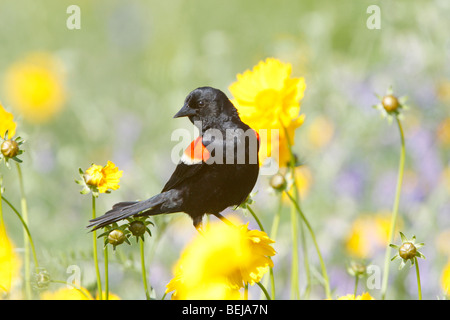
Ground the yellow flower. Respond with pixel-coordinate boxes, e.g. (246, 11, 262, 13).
(83, 161, 123, 194)
(96, 291, 121, 300)
(165, 217, 276, 299)
(40, 287, 93, 300)
(337, 292, 375, 300)
(0, 226, 22, 295)
(167, 277, 241, 300)
(229, 58, 306, 167)
(3, 52, 66, 123)
(0, 103, 16, 139)
(345, 213, 399, 259)
(441, 261, 450, 296)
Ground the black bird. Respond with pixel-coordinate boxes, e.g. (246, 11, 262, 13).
(87, 87, 260, 230)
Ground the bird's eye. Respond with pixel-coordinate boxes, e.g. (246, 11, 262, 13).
(197, 100, 204, 107)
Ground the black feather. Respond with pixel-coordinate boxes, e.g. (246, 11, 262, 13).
(88, 192, 167, 230)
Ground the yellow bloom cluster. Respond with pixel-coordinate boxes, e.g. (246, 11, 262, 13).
(0, 226, 22, 295)
(0, 103, 16, 139)
(345, 213, 396, 259)
(337, 292, 375, 300)
(166, 218, 276, 300)
(40, 287, 93, 300)
(229, 58, 306, 167)
(84, 161, 123, 194)
(441, 261, 450, 296)
(3, 52, 66, 123)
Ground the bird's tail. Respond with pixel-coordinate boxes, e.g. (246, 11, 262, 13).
(87, 192, 168, 231)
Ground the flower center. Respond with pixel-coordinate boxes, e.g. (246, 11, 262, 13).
(84, 170, 104, 187)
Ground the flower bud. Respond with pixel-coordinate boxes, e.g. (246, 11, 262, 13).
(83, 173, 93, 185)
(399, 242, 417, 260)
(347, 260, 367, 277)
(381, 94, 400, 113)
(129, 221, 146, 237)
(270, 173, 287, 191)
(1, 139, 19, 158)
(34, 268, 51, 290)
(83, 172, 102, 187)
(108, 229, 126, 247)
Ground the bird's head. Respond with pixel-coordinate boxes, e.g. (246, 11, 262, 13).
(174, 87, 239, 130)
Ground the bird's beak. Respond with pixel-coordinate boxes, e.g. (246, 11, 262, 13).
(173, 103, 197, 118)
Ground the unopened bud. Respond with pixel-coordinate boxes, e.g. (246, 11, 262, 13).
(1, 139, 19, 158)
(108, 229, 126, 247)
(381, 94, 400, 113)
(33, 268, 51, 290)
(347, 261, 367, 277)
(270, 173, 287, 191)
(399, 242, 417, 260)
(129, 221, 146, 237)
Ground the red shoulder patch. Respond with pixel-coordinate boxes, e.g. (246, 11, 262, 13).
(181, 136, 210, 164)
(253, 129, 260, 142)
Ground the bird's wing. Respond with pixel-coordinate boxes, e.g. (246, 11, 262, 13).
(161, 136, 210, 192)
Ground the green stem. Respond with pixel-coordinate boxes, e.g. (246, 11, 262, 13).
(244, 283, 248, 300)
(290, 199, 300, 299)
(0, 179, 5, 243)
(354, 276, 359, 297)
(140, 239, 151, 300)
(269, 196, 283, 242)
(282, 126, 300, 299)
(269, 267, 275, 300)
(261, 196, 282, 300)
(16, 163, 31, 299)
(104, 246, 109, 300)
(293, 176, 311, 299)
(414, 257, 422, 300)
(91, 195, 102, 300)
(381, 117, 406, 300)
(257, 282, 271, 300)
(285, 191, 331, 299)
(1, 196, 39, 269)
(282, 124, 312, 299)
(247, 205, 265, 232)
(268, 199, 280, 300)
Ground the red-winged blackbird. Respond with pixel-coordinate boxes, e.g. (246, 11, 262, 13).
(88, 87, 260, 230)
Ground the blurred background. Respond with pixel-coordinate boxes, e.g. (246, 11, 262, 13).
(0, 0, 449, 299)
